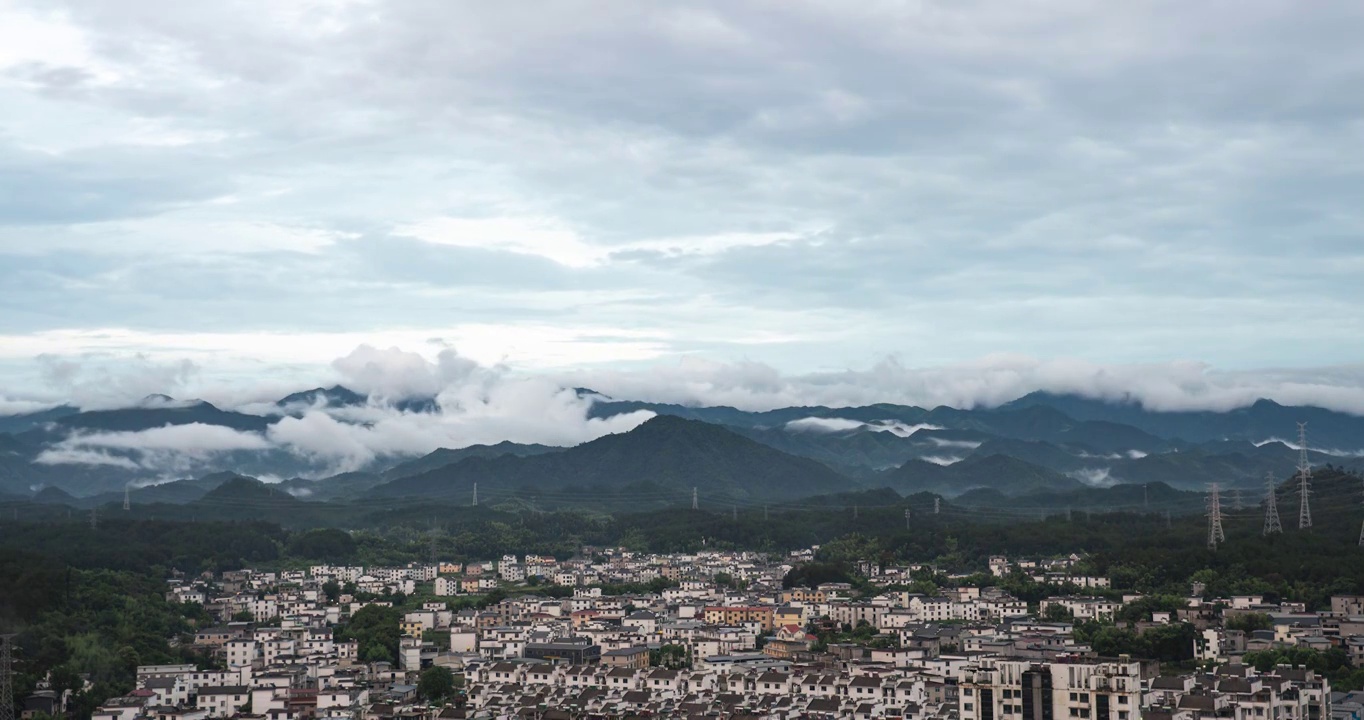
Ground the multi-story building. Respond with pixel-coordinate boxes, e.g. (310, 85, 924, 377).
(959, 658, 1142, 720)
(704, 606, 775, 632)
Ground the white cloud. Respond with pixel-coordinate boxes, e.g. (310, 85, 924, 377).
(922, 455, 963, 466)
(786, 417, 943, 436)
(394, 216, 806, 268)
(65, 423, 271, 452)
(38, 422, 271, 473)
(570, 356, 1364, 415)
(928, 437, 984, 450)
(393, 217, 601, 268)
(1254, 437, 1364, 458)
(0, 396, 55, 416)
(33, 448, 139, 469)
(1070, 467, 1116, 487)
(267, 378, 653, 473)
(784, 417, 864, 433)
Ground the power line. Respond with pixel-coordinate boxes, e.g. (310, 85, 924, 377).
(1207, 483, 1225, 550)
(1264, 472, 1283, 535)
(1297, 422, 1313, 530)
(0, 634, 15, 720)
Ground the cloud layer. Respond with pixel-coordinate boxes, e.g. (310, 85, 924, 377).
(0, 0, 1361, 394)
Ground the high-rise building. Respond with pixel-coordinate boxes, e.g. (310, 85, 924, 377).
(959, 658, 1142, 720)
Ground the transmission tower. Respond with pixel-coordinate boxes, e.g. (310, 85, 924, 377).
(764, 505, 769, 521)
(692, 487, 698, 511)
(933, 498, 940, 515)
(1297, 423, 1312, 529)
(732, 505, 737, 521)
(904, 508, 911, 529)
(1231, 489, 1242, 512)
(0, 634, 15, 720)
(472, 483, 478, 507)
(1206, 483, 1225, 550)
(123, 484, 131, 511)
(89, 508, 97, 530)
(1263, 472, 1283, 535)
(853, 506, 859, 520)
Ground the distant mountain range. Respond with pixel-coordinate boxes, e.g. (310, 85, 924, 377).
(2, 385, 1362, 515)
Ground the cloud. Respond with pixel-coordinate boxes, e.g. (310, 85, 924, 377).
(0, 397, 56, 416)
(33, 448, 139, 470)
(39, 422, 271, 473)
(928, 437, 984, 450)
(784, 417, 865, 433)
(784, 416, 941, 436)
(1070, 467, 1117, 488)
(267, 378, 653, 473)
(331, 345, 480, 402)
(1255, 437, 1364, 458)
(922, 455, 963, 466)
(33, 353, 198, 410)
(570, 356, 1364, 415)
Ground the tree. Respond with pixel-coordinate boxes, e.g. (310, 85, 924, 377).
(322, 581, 341, 604)
(1043, 604, 1074, 622)
(1226, 613, 1273, 632)
(649, 644, 691, 670)
(418, 666, 456, 704)
(334, 605, 402, 664)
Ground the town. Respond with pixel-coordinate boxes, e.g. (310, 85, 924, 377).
(30, 547, 1360, 720)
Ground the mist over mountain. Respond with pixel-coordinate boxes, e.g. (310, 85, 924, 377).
(3, 374, 1362, 515)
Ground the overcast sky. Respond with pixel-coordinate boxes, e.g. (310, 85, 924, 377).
(3, 0, 1364, 412)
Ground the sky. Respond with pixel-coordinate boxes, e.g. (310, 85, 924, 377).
(2, 0, 1364, 417)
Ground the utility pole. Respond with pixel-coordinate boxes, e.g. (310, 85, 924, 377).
(1297, 422, 1313, 530)
(1264, 472, 1282, 535)
(1207, 483, 1225, 550)
(0, 633, 15, 720)
(692, 487, 698, 511)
